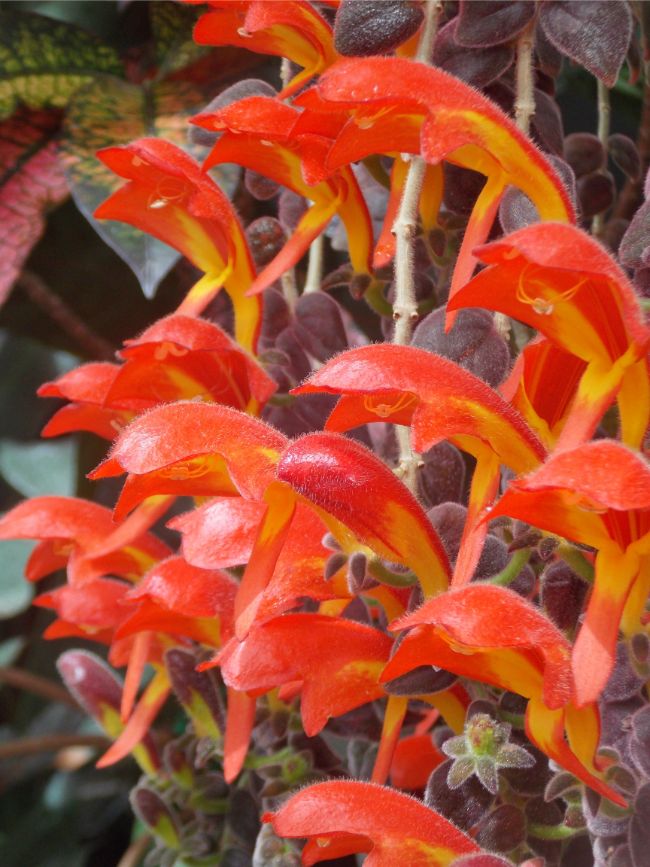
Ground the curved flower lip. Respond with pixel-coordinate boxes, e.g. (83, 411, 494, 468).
(488, 439, 650, 540)
(0, 496, 170, 583)
(293, 344, 546, 473)
(198, 98, 374, 292)
(448, 222, 650, 365)
(89, 402, 288, 517)
(277, 431, 451, 597)
(217, 613, 393, 736)
(310, 57, 575, 223)
(488, 441, 650, 707)
(264, 779, 480, 866)
(500, 337, 588, 448)
(192, 0, 338, 99)
(95, 139, 261, 353)
(384, 584, 573, 710)
(117, 314, 276, 410)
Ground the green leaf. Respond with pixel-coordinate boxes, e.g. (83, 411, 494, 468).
(151, 1, 209, 78)
(0, 636, 26, 666)
(0, 9, 123, 120)
(0, 108, 68, 306)
(0, 540, 34, 619)
(0, 437, 78, 498)
(61, 76, 238, 299)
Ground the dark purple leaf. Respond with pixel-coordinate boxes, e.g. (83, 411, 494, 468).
(564, 133, 605, 178)
(417, 441, 466, 508)
(456, 0, 535, 47)
(245, 168, 280, 201)
(630, 705, 650, 777)
(535, 24, 563, 77)
(433, 19, 514, 87)
(577, 171, 615, 218)
(334, 0, 424, 57)
(246, 217, 287, 268)
(412, 306, 510, 388)
(620, 200, 650, 269)
(629, 783, 650, 867)
(531, 87, 564, 155)
(609, 134, 642, 182)
(294, 292, 348, 362)
(425, 760, 495, 830)
(602, 644, 644, 703)
(476, 804, 527, 853)
(539, 0, 633, 87)
(540, 561, 588, 632)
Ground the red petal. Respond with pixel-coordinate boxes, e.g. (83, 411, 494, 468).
(266, 779, 480, 866)
(278, 431, 450, 597)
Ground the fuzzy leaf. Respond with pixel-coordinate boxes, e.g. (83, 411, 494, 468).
(456, 1, 535, 48)
(539, 0, 632, 87)
(60, 76, 237, 299)
(0, 108, 68, 305)
(0, 8, 123, 119)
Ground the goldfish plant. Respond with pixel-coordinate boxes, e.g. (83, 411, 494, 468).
(1, 1, 650, 866)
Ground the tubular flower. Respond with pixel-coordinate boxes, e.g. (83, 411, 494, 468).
(170, 498, 352, 622)
(38, 314, 276, 441)
(488, 439, 650, 708)
(191, 0, 338, 99)
(0, 496, 170, 585)
(95, 139, 261, 353)
(194, 96, 374, 294)
(382, 584, 626, 807)
(212, 613, 393, 780)
(294, 343, 546, 585)
(499, 337, 587, 450)
(38, 362, 134, 441)
(264, 779, 481, 866)
(296, 56, 574, 308)
(89, 402, 450, 636)
(448, 222, 650, 449)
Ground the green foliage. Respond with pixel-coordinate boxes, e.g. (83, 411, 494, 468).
(0, 8, 123, 119)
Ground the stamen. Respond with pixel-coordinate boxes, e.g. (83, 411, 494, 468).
(363, 392, 417, 419)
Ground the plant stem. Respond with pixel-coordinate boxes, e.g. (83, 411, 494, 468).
(486, 548, 531, 587)
(0, 665, 79, 708)
(116, 835, 152, 867)
(557, 542, 595, 584)
(17, 270, 116, 361)
(0, 733, 109, 760)
(592, 78, 611, 236)
(303, 233, 324, 294)
(514, 22, 536, 135)
(391, 0, 441, 489)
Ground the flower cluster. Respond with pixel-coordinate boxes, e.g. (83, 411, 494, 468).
(3, 2, 649, 865)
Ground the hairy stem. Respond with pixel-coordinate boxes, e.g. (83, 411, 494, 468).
(17, 270, 115, 361)
(391, 0, 442, 489)
(592, 79, 611, 236)
(303, 233, 324, 294)
(514, 22, 536, 135)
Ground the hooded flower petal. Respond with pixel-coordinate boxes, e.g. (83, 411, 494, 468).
(110, 314, 276, 413)
(294, 344, 545, 584)
(264, 779, 480, 866)
(449, 223, 650, 448)
(193, 0, 338, 98)
(196, 97, 374, 292)
(489, 440, 650, 705)
(95, 139, 261, 353)
(217, 613, 393, 735)
(277, 431, 451, 597)
(300, 56, 574, 309)
(382, 584, 624, 805)
(0, 496, 170, 584)
(89, 402, 288, 518)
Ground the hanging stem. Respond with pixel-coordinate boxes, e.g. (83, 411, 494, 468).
(592, 79, 611, 236)
(392, 0, 442, 490)
(303, 233, 324, 294)
(514, 22, 536, 135)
